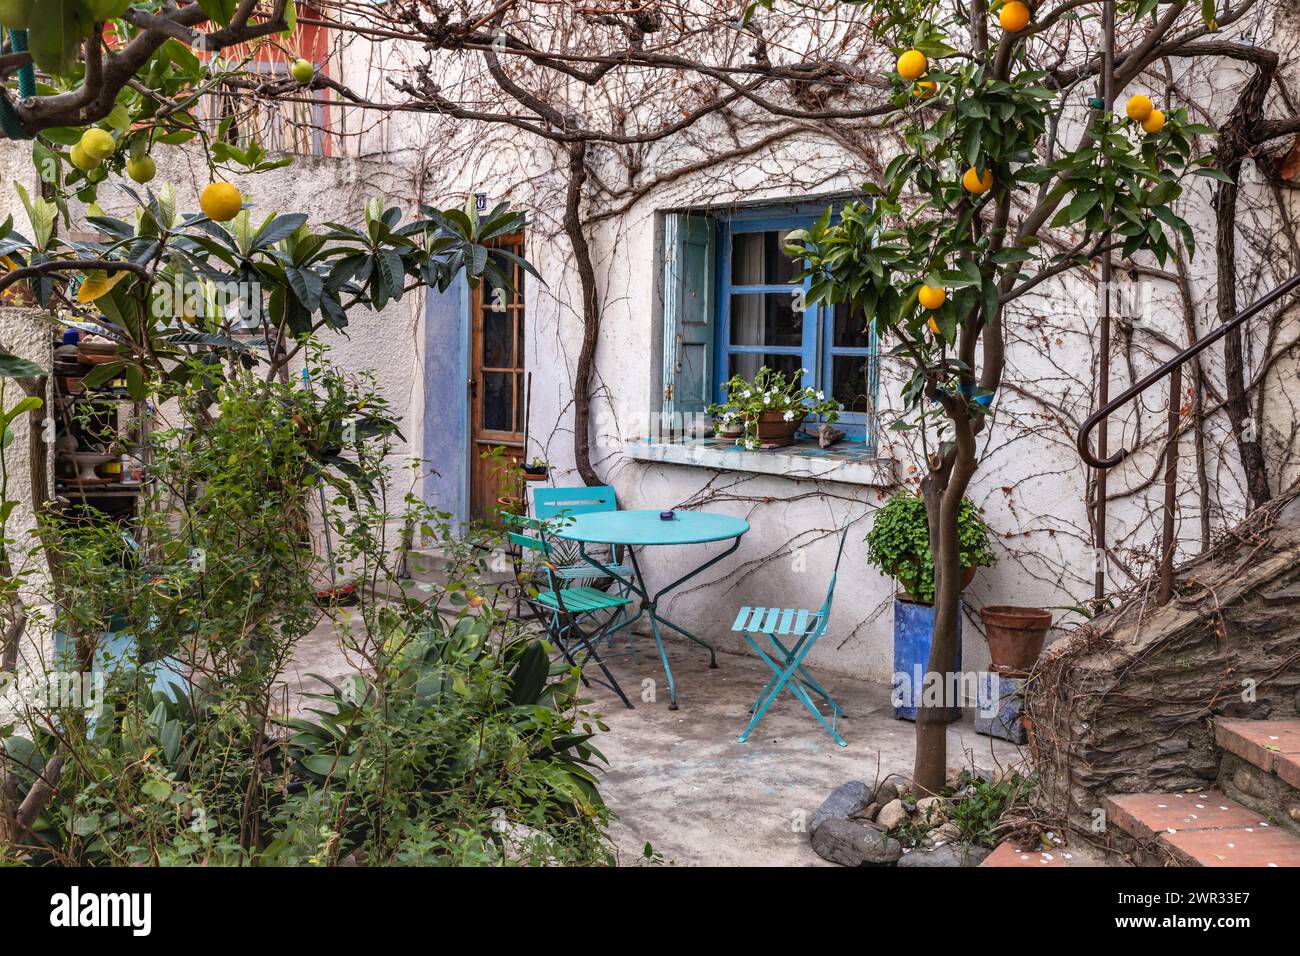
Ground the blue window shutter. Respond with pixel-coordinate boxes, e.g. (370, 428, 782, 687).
(661, 214, 715, 426)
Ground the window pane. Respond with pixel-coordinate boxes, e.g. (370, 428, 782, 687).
(833, 303, 871, 350)
(831, 356, 871, 414)
(729, 292, 803, 348)
(731, 230, 798, 286)
(729, 352, 802, 382)
(483, 372, 513, 431)
(483, 309, 510, 368)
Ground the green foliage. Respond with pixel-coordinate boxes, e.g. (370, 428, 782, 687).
(865, 492, 994, 603)
(780, 5, 1218, 440)
(0, 185, 533, 396)
(1, 353, 612, 866)
(946, 771, 1036, 847)
(707, 365, 842, 450)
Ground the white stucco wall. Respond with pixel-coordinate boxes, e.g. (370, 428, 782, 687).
(3, 9, 1299, 693)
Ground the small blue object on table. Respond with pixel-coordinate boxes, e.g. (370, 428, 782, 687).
(553, 509, 749, 709)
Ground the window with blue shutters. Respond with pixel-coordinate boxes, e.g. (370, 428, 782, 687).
(660, 203, 878, 451)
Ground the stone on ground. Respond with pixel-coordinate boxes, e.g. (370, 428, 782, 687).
(810, 781, 873, 835)
(810, 818, 903, 866)
(876, 799, 910, 830)
(899, 843, 990, 867)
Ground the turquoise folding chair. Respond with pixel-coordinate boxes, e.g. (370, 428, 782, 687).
(731, 523, 852, 746)
(532, 485, 635, 646)
(507, 516, 634, 709)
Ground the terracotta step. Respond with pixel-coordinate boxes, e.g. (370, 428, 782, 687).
(1105, 790, 1300, 866)
(1214, 718, 1300, 773)
(1163, 825, 1300, 867)
(980, 842, 1081, 867)
(1105, 791, 1260, 840)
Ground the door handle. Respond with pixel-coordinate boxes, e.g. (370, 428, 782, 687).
(467, 377, 477, 397)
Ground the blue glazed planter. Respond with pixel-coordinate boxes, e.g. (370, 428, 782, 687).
(892, 597, 963, 722)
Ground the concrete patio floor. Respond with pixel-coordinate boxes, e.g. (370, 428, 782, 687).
(282, 605, 1025, 867)
(579, 644, 1023, 866)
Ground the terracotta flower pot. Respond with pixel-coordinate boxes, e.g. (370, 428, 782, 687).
(980, 605, 1052, 676)
(754, 411, 804, 447)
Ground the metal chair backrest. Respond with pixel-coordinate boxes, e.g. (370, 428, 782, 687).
(533, 485, 617, 520)
(818, 520, 854, 623)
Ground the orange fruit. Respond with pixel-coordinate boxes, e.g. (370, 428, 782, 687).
(1141, 109, 1166, 133)
(1125, 95, 1153, 122)
(918, 285, 946, 310)
(927, 316, 942, 334)
(912, 80, 938, 98)
(962, 166, 994, 194)
(897, 50, 927, 81)
(200, 182, 243, 222)
(999, 1, 1031, 31)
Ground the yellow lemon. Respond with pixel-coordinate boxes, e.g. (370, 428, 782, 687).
(962, 166, 994, 194)
(69, 143, 100, 172)
(1141, 109, 1166, 133)
(79, 127, 116, 161)
(291, 58, 314, 83)
(999, 1, 1031, 31)
(200, 182, 243, 222)
(126, 155, 156, 184)
(912, 80, 938, 98)
(1125, 94, 1154, 122)
(918, 285, 946, 310)
(897, 49, 927, 81)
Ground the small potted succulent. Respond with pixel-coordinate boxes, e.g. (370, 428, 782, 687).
(709, 365, 842, 449)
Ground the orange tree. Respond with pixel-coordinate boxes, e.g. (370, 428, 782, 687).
(785, 0, 1227, 794)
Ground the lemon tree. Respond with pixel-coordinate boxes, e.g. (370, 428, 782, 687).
(780, 0, 1225, 792)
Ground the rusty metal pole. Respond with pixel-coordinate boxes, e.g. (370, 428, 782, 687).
(1094, 0, 1116, 602)
(1158, 364, 1182, 605)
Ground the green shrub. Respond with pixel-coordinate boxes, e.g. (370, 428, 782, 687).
(865, 492, 995, 604)
(0, 350, 613, 866)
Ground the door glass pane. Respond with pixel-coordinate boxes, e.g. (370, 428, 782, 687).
(731, 230, 797, 286)
(729, 293, 802, 347)
(483, 308, 510, 368)
(833, 303, 871, 350)
(831, 356, 871, 414)
(729, 352, 802, 382)
(483, 372, 513, 431)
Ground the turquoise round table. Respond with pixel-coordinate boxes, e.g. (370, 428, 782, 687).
(554, 509, 749, 709)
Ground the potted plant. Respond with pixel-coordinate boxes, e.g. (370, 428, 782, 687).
(522, 457, 550, 481)
(866, 492, 995, 722)
(708, 405, 744, 439)
(979, 605, 1052, 675)
(710, 365, 843, 449)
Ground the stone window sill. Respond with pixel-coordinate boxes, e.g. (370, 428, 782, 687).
(623, 436, 898, 487)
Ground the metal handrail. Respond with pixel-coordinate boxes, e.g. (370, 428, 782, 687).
(1077, 271, 1300, 470)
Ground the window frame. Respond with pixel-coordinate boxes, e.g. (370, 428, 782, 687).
(713, 205, 877, 449)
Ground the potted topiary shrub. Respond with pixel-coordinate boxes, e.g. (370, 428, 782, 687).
(866, 492, 995, 722)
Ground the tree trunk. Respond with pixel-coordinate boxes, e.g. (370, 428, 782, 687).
(1213, 52, 1278, 510)
(564, 142, 600, 486)
(1215, 177, 1272, 510)
(913, 475, 965, 795)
